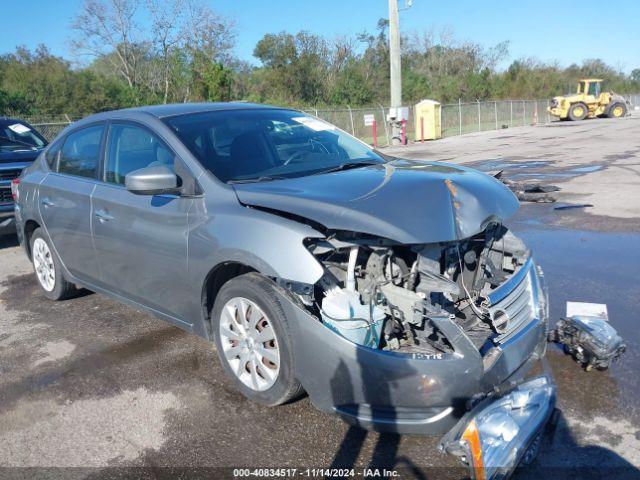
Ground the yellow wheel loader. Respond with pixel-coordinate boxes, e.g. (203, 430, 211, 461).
(547, 79, 630, 121)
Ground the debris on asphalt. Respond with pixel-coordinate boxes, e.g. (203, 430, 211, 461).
(548, 302, 626, 371)
(554, 203, 594, 210)
(489, 170, 560, 203)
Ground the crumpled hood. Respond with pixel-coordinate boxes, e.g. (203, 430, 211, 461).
(233, 159, 519, 244)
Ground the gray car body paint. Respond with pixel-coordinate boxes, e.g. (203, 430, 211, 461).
(233, 159, 520, 243)
(14, 103, 546, 435)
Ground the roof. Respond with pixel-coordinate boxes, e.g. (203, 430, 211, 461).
(113, 101, 281, 119)
(69, 102, 288, 128)
(579, 78, 604, 82)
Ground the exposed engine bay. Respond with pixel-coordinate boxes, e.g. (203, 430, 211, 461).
(303, 223, 531, 354)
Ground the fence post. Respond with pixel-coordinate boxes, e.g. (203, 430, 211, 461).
(547, 100, 551, 124)
(510, 100, 513, 127)
(458, 99, 462, 135)
(372, 119, 378, 148)
(380, 105, 390, 146)
(494, 101, 498, 130)
(477, 100, 481, 132)
(314, 109, 318, 116)
(64, 113, 71, 124)
(347, 105, 355, 135)
(522, 100, 526, 126)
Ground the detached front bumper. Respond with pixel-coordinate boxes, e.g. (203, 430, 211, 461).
(276, 259, 549, 436)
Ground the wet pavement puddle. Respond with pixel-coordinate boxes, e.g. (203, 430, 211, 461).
(511, 207, 640, 425)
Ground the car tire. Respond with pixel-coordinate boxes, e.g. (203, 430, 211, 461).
(211, 272, 304, 406)
(607, 102, 627, 119)
(30, 228, 77, 301)
(568, 103, 588, 121)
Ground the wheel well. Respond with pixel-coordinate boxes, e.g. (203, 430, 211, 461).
(202, 262, 257, 333)
(23, 220, 40, 259)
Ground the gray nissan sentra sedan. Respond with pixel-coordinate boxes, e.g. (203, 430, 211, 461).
(13, 103, 557, 478)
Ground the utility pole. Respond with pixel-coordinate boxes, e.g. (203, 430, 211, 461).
(388, 0, 402, 144)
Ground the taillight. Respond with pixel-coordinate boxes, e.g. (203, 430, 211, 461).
(11, 178, 20, 201)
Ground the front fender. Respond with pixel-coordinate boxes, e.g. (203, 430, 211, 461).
(192, 208, 325, 285)
(186, 199, 325, 334)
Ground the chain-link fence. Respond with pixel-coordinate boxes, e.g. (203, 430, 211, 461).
(304, 100, 553, 146)
(15, 114, 81, 141)
(12, 93, 640, 145)
(309, 94, 639, 145)
(440, 99, 553, 138)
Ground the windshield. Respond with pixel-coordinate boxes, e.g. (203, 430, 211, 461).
(0, 121, 47, 152)
(577, 81, 586, 94)
(163, 109, 385, 183)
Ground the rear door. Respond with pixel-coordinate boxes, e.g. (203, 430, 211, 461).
(38, 124, 104, 284)
(91, 122, 193, 324)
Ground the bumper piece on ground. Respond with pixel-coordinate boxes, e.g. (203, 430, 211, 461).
(441, 375, 557, 480)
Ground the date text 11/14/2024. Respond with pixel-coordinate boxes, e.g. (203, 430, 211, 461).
(233, 468, 400, 478)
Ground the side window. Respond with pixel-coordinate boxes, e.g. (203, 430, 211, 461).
(45, 142, 61, 169)
(104, 124, 174, 185)
(58, 125, 104, 178)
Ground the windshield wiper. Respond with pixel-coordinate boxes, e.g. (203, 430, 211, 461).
(0, 135, 38, 150)
(228, 175, 290, 184)
(311, 160, 381, 176)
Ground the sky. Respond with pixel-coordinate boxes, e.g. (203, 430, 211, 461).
(1, 0, 639, 73)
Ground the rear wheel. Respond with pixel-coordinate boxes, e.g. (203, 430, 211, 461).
(211, 272, 304, 406)
(30, 228, 77, 301)
(568, 103, 588, 121)
(607, 102, 627, 118)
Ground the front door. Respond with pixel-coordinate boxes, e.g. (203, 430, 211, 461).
(91, 122, 192, 324)
(38, 124, 104, 284)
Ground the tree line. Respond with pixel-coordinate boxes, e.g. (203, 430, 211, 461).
(1, 0, 639, 116)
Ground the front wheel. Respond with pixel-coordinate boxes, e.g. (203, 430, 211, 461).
(211, 272, 304, 406)
(568, 103, 588, 121)
(30, 228, 77, 300)
(607, 102, 627, 118)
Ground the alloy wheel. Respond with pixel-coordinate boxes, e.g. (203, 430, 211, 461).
(219, 297, 280, 391)
(33, 238, 55, 292)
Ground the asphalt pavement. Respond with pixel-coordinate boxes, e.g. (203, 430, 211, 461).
(1, 114, 639, 479)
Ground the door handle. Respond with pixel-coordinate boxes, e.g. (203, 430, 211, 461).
(94, 210, 114, 222)
(41, 198, 56, 208)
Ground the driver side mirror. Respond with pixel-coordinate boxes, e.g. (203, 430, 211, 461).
(125, 165, 179, 196)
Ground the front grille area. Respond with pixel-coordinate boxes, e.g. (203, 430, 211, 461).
(0, 168, 22, 205)
(0, 169, 21, 181)
(488, 261, 536, 345)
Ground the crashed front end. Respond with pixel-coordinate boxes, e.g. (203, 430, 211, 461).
(287, 221, 550, 434)
(235, 160, 554, 474)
